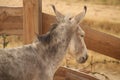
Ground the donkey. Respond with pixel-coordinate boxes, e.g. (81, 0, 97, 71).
(0, 5, 87, 80)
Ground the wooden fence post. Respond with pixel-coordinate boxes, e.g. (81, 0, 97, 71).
(23, 0, 42, 44)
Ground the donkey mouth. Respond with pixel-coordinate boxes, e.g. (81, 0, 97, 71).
(77, 59, 87, 63)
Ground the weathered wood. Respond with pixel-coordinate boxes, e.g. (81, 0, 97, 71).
(0, 16, 23, 30)
(0, 30, 23, 35)
(0, 7, 23, 35)
(39, 0, 42, 34)
(42, 13, 120, 60)
(0, 6, 22, 17)
(54, 67, 99, 80)
(0, 7, 22, 35)
(82, 26, 120, 60)
(42, 13, 56, 34)
(23, 0, 42, 44)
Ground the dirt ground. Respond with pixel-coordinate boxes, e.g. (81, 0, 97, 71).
(0, 0, 120, 80)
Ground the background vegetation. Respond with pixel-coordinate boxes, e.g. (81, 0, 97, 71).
(63, 0, 120, 6)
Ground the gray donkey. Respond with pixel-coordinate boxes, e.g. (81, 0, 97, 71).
(0, 5, 88, 80)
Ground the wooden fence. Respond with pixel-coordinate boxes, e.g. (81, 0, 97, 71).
(54, 67, 98, 80)
(23, 0, 42, 43)
(0, 7, 23, 35)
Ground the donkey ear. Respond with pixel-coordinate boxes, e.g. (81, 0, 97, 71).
(51, 5, 64, 22)
(72, 6, 87, 24)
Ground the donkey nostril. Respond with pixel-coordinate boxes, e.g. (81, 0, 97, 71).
(78, 57, 85, 63)
(78, 55, 88, 63)
(82, 57, 85, 60)
(83, 55, 88, 61)
(86, 54, 88, 60)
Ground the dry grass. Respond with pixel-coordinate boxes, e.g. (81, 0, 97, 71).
(0, 35, 23, 48)
(90, 0, 120, 6)
(82, 19, 120, 38)
(62, 0, 120, 6)
(0, 0, 22, 7)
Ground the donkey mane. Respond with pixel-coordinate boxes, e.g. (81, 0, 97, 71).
(37, 33, 51, 44)
(37, 23, 58, 45)
(49, 23, 58, 32)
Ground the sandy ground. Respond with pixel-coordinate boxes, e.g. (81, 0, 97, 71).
(0, 0, 120, 80)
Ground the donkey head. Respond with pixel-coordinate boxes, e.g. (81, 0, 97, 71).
(68, 25, 88, 63)
(51, 5, 88, 63)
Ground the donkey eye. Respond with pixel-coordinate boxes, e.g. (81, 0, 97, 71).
(81, 35, 84, 37)
(69, 18, 72, 20)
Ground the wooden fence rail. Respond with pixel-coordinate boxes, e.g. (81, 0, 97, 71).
(54, 67, 99, 80)
(0, 7, 120, 60)
(0, 7, 23, 35)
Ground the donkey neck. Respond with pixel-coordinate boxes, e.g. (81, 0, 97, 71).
(48, 34, 71, 73)
(37, 28, 73, 73)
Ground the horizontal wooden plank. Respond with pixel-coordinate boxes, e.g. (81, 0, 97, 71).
(54, 67, 99, 80)
(42, 13, 56, 33)
(0, 6, 22, 16)
(42, 13, 120, 60)
(0, 7, 23, 33)
(0, 29, 23, 35)
(0, 16, 23, 32)
(82, 26, 120, 60)
(0, 7, 23, 31)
